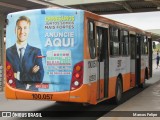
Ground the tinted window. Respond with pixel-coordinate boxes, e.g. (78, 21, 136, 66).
(121, 30, 129, 56)
(88, 21, 96, 59)
(144, 36, 148, 54)
(110, 27, 120, 56)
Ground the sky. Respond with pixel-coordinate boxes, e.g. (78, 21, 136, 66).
(102, 11, 160, 30)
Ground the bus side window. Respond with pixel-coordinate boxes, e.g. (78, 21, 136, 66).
(121, 30, 129, 56)
(97, 27, 103, 62)
(130, 35, 136, 59)
(141, 35, 145, 55)
(144, 36, 148, 54)
(88, 20, 96, 59)
(141, 35, 148, 55)
(110, 26, 120, 56)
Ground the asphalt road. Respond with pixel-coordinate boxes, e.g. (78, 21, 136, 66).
(0, 82, 150, 120)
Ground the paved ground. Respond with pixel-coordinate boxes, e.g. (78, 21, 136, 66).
(0, 92, 55, 111)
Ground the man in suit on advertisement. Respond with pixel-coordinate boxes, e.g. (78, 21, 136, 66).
(6, 16, 44, 91)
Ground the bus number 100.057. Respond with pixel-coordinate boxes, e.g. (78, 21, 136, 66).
(32, 94, 53, 100)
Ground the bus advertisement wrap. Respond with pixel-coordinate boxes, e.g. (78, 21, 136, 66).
(6, 9, 84, 92)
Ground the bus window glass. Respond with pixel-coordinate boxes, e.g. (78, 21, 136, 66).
(130, 35, 136, 59)
(110, 27, 120, 56)
(97, 28, 103, 61)
(121, 30, 129, 56)
(137, 35, 140, 55)
(144, 36, 148, 54)
(141, 36, 145, 55)
(88, 21, 96, 59)
(110, 42, 113, 55)
(113, 42, 120, 55)
(90, 22, 94, 39)
(112, 27, 119, 42)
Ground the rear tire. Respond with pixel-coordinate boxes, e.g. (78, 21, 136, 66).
(114, 77, 122, 104)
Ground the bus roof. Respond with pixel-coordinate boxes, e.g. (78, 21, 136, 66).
(84, 10, 151, 36)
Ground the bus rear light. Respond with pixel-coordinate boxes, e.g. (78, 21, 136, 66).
(75, 73, 80, 78)
(70, 61, 83, 91)
(75, 65, 81, 71)
(6, 61, 16, 88)
(8, 73, 12, 77)
(8, 79, 13, 84)
(74, 80, 79, 86)
(7, 65, 11, 70)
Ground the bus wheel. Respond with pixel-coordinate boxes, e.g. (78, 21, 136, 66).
(114, 77, 122, 104)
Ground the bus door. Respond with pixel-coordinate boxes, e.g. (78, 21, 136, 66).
(148, 37, 152, 77)
(96, 23, 109, 100)
(130, 33, 136, 87)
(136, 35, 141, 85)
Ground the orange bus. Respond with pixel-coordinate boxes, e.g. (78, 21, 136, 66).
(5, 8, 152, 105)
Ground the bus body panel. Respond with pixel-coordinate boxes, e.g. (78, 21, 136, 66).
(108, 76, 117, 98)
(109, 57, 131, 92)
(69, 84, 90, 103)
(16, 88, 70, 101)
(6, 9, 84, 99)
(83, 12, 99, 104)
(130, 60, 136, 87)
(5, 84, 17, 99)
(5, 9, 152, 104)
(140, 55, 149, 84)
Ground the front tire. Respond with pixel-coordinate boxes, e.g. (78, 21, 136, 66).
(114, 77, 123, 104)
